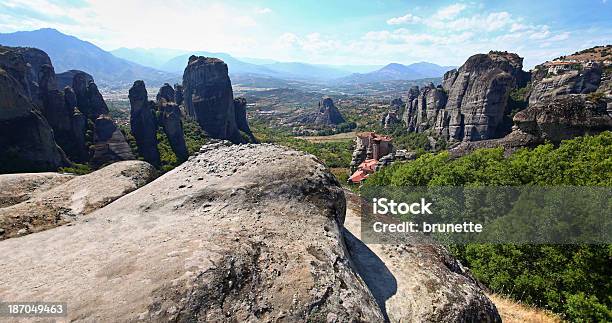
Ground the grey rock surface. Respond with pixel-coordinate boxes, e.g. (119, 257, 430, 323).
(182, 56, 243, 143)
(129, 80, 161, 167)
(91, 114, 135, 167)
(0, 172, 74, 208)
(0, 160, 157, 240)
(0, 144, 383, 322)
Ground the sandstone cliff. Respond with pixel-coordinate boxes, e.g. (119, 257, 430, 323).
(402, 51, 528, 142)
(182, 56, 244, 143)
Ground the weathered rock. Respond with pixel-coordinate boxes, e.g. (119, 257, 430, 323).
(0, 161, 157, 239)
(381, 111, 400, 129)
(57, 69, 93, 90)
(448, 128, 543, 158)
(403, 51, 528, 142)
(156, 82, 175, 103)
(0, 172, 74, 208)
(64, 87, 89, 162)
(0, 64, 68, 173)
(233, 97, 257, 142)
(70, 70, 108, 119)
(174, 83, 184, 106)
(129, 80, 160, 167)
(343, 190, 502, 322)
(182, 56, 243, 143)
(0, 144, 384, 321)
(403, 83, 448, 133)
(513, 94, 612, 143)
(289, 97, 346, 126)
(317, 97, 346, 125)
(159, 101, 188, 162)
(90, 115, 135, 168)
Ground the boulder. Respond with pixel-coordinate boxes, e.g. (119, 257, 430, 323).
(182, 56, 243, 143)
(342, 190, 502, 322)
(0, 172, 74, 208)
(156, 82, 175, 103)
(90, 115, 135, 168)
(129, 80, 160, 167)
(0, 144, 383, 321)
(0, 161, 157, 240)
(159, 101, 188, 162)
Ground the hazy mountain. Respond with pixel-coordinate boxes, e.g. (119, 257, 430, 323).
(262, 62, 352, 80)
(0, 28, 178, 86)
(337, 62, 455, 84)
(110, 47, 189, 69)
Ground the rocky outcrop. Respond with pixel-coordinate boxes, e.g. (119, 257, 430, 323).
(233, 97, 257, 141)
(0, 161, 157, 240)
(0, 144, 384, 321)
(71, 70, 108, 119)
(156, 82, 175, 102)
(403, 83, 448, 133)
(65, 87, 89, 162)
(91, 115, 135, 168)
(56, 69, 93, 90)
(343, 190, 501, 322)
(0, 52, 68, 173)
(317, 97, 346, 125)
(381, 111, 400, 129)
(513, 94, 612, 143)
(0, 172, 74, 208)
(182, 56, 243, 143)
(129, 80, 160, 167)
(159, 101, 188, 162)
(174, 83, 184, 106)
(402, 51, 528, 142)
(289, 97, 347, 126)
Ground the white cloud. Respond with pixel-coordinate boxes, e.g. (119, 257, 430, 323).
(255, 7, 272, 14)
(387, 13, 422, 25)
(433, 3, 467, 20)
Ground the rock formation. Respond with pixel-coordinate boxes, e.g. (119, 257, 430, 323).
(159, 101, 189, 162)
(289, 97, 347, 126)
(56, 69, 93, 89)
(449, 47, 612, 155)
(0, 47, 69, 173)
(174, 83, 184, 106)
(0, 144, 385, 321)
(90, 115, 135, 168)
(182, 56, 244, 143)
(233, 97, 257, 141)
(0, 161, 157, 240)
(381, 111, 400, 129)
(129, 80, 161, 167)
(64, 86, 89, 162)
(156, 82, 175, 103)
(402, 51, 528, 142)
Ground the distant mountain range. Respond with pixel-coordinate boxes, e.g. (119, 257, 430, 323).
(0, 28, 453, 87)
(0, 28, 178, 87)
(337, 62, 456, 84)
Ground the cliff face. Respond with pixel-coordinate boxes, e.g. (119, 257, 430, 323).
(91, 115, 134, 167)
(0, 46, 69, 172)
(182, 56, 243, 143)
(402, 51, 528, 142)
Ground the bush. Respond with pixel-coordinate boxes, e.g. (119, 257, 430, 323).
(364, 132, 612, 321)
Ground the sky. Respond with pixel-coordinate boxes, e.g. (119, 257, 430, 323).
(0, 0, 611, 68)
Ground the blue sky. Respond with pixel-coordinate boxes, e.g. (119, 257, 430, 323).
(0, 0, 610, 68)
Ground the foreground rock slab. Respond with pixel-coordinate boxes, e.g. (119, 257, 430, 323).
(0, 160, 157, 240)
(0, 144, 383, 322)
(0, 172, 74, 208)
(343, 190, 501, 322)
